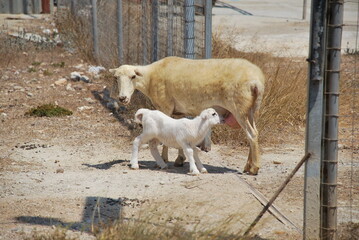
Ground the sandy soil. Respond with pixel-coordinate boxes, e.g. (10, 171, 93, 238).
(0, 3, 357, 240)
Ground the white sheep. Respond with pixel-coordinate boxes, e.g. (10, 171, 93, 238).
(110, 56, 265, 175)
(131, 108, 222, 175)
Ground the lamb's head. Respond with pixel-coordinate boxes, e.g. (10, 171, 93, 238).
(109, 65, 142, 105)
(200, 108, 223, 126)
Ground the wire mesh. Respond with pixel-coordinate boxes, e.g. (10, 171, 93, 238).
(57, 0, 207, 67)
(337, 0, 359, 237)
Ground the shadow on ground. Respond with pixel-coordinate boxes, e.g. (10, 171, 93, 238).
(82, 158, 239, 174)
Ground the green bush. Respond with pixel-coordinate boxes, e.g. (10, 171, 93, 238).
(26, 104, 72, 117)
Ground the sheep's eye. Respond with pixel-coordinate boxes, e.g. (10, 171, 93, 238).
(212, 112, 217, 116)
(131, 75, 136, 80)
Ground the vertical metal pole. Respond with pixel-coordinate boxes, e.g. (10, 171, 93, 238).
(304, 0, 327, 239)
(167, 0, 174, 56)
(204, 0, 212, 59)
(117, 0, 124, 64)
(184, 0, 195, 59)
(91, 0, 99, 61)
(142, 0, 148, 64)
(321, 1, 344, 239)
(71, 0, 77, 16)
(303, 0, 307, 20)
(152, 0, 159, 62)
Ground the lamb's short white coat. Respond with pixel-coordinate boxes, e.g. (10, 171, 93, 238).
(110, 56, 265, 175)
(131, 108, 221, 175)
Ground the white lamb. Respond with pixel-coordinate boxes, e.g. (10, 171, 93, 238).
(130, 108, 222, 175)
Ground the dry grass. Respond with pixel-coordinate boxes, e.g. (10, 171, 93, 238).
(211, 30, 307, 146)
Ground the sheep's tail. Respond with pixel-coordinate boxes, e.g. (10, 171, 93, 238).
(134, 108, 147, 124)
(250, 80, 265, 116)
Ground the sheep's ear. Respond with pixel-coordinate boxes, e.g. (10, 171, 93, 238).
(109, 68, 116, 74)
(134, 69, 143, 77)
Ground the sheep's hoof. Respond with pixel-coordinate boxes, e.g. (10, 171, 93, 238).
(243, 164, 259, 175)
(200, 168, 208, 174)
(174, 156, 186, 167)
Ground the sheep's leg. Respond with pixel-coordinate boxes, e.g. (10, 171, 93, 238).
(193, 148, 207, 173)
(150, 140, 168, 169)
(161, 146, 169, 163)
(236, 115, 260, 175)
(130, 135, 142, 169)
(181, 145, 200, 175)
(174, 149, 186, 167)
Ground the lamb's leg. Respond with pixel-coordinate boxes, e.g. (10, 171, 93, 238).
(130, 135, 142, 169)
(197, 129, 212, 152)
(193, 148, 207, 173)
(182, 145, 200, 175)
(236, 115, 260, 175)
(150, 140, 168, 169)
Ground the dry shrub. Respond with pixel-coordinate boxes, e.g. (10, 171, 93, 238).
(211, 29, 307, 146)
(55, 9, 95, 63)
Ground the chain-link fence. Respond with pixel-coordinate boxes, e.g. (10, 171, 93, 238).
(56, 0, 212, 67)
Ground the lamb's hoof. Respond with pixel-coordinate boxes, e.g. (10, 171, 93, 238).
(160, 165, 168, 170)
(130, 164, 139, 170)
(188, 170, 200, 176)
(200, 168, 208, 174)
(243, 164, 259, 175)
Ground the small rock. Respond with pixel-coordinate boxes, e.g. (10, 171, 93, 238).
(66, 83, 75, 91)
(26, 92, 34, 97)
(56, 168, 64, 173)
(159, 182, 165, 185)
(70, 72, 82, 81)
(72, 84, 83, 91)
(13, 86, 24, 91)
(55, 78, 67, 86)
(78, 106, 93, 111)
(273, 161, 282, 165)
(88, 66, 105, 75)
(145, 185, 149, 188)
(80, 75, 90, 83)
(84, 97, 95, 103)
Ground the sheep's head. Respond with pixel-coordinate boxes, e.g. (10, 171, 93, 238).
(109, 65, 142, 105)
(200, 108, 222, 125)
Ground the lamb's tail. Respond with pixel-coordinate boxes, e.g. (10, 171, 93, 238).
(134, 108, 148, 124)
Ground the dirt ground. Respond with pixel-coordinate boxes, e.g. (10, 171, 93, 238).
(0, 4, 357, 240)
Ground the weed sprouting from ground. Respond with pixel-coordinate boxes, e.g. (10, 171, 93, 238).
(26, 104, 73, 117)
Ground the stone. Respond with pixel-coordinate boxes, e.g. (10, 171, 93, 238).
(55, 78, 67, 86)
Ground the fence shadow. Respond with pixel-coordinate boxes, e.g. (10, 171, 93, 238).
(16, 196, 124, 232)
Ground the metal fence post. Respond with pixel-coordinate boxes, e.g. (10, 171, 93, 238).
(204, 0, 212, 59)
(71, 0, 77, 16)
(184, 0, 195, 59)
(321, 1, 344, 239)
(152, 0, 159, 62)
(167, 0, 174, 56)
(91, 0, 99, 60)
(304, 0, 328, 239)
(142, 0, 148, 64)
(117, 0, 124, 64)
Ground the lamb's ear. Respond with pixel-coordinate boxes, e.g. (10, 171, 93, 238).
(134, 69, 143, 77)
(109, 68, 116, 74)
